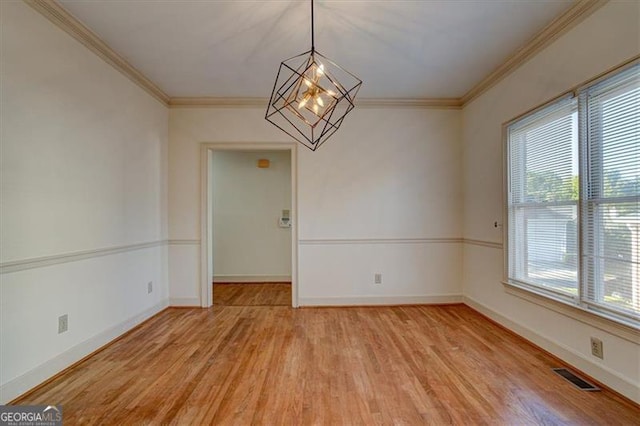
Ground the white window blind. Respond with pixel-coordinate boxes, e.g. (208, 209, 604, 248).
(581, 64, 640, 321)
(508, 97, 579, 299)
(506, 62, 639, 327)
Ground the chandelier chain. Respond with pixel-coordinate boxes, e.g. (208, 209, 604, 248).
(311, 0, 315, 51)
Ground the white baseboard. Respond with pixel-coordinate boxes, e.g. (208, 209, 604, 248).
(298, 294, 462, 307)
(169, 297, 201, 307)
(0, 299, 169, 404)
(463, 296, 640, 404)
(213, 275, 291, 283)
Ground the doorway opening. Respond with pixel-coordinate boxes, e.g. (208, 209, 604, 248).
(200, 143, 298, 308)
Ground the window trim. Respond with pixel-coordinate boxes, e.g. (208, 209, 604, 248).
(502, 55, 640, 334)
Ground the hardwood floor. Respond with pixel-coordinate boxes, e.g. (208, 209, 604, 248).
(14, 304, 638, 425)
(213, 282, 291, 306)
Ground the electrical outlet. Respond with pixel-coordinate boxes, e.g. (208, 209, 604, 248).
(374, 273, 382, 285)
(590, 337, 604, 359)
(58, 314, 68, 334)
(147, 281, 153, 294)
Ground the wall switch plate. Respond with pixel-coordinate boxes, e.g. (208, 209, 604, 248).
(58, 314, 68, 334)
(590, 337, 604, 359)
(147, 281, 153, 294)
(374, 273, 382, 285)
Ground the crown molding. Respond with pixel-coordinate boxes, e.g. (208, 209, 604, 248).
(25, 0, 608, 111)
(460, 0, 609, 107)
(356, 98, 462, 109)
(168, 96, 462, 109)
(23, 0, 170, 105)
(168, 97, 266, 108)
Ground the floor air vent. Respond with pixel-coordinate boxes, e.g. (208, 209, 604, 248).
(552, 368, 600, 391)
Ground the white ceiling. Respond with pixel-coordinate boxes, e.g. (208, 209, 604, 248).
(58, 0, 575, 99)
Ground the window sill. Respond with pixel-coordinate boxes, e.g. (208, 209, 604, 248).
(502, 281, 640, 344)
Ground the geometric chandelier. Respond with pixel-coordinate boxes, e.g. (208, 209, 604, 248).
(265, 0, 362, 151)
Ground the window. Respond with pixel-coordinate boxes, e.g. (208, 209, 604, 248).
(506, 62, 639, 327)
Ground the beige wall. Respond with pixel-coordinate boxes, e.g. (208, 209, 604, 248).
(169, 106, 463, 306)
(461, 1, 640, 402)
(0, 2, 169, 403)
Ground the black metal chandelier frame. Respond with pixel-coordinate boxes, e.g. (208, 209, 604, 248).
(265, 0, 362, 151)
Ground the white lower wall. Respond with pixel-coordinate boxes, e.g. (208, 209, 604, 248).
(0, 246, 168, 402)
(463, 244, 640, 402)
(168, 243, 200, 306)
(299, 241, 462, 305)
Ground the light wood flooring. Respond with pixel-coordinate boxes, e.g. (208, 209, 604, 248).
(213, 282, 291, 306)
(14, 293, 639, 424)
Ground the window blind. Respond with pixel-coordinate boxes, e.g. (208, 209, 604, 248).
(508, 97, 579, 298)
(581, 64, 640, 320)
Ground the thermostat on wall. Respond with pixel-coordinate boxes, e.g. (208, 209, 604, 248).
(279, 209, 291, 228)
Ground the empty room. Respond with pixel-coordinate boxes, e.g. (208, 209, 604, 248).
(1, 0, 639, 424)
